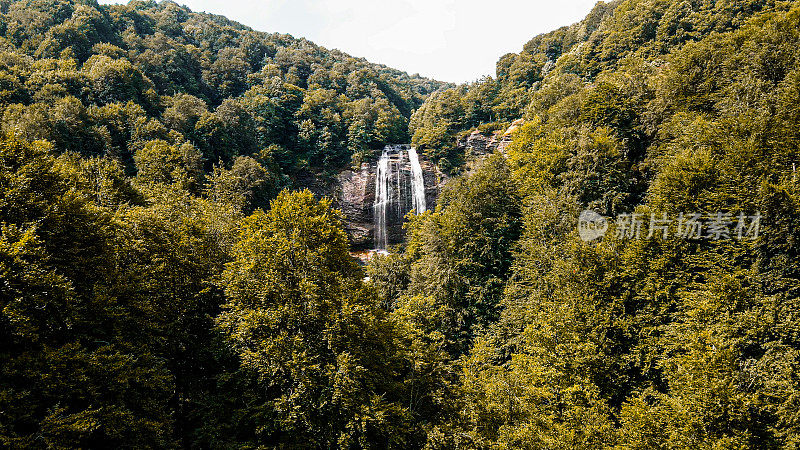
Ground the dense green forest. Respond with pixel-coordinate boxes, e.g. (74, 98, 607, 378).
(2, 0, 800, 447)
(0, 0, 447, 192)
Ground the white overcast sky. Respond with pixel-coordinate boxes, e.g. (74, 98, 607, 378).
(99, 0, 601, 83)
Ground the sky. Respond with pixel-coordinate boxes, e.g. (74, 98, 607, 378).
(99, 0, 601, 84)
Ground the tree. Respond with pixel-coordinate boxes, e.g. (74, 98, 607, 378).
(133, 139, 202, 191)
(207, 155, 279, 213)
(0, 134, 176, 448)
(113, 191, 239, 447)
(82, 54, 156, 109)
(404, 154, 522, 356)
(216, 189, 410, 447)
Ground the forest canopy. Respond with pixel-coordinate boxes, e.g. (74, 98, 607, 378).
(0, 0, 449, 190)
(2, 0, 800, 448)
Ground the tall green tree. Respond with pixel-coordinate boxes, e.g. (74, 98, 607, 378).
(216, 189, 410, 448)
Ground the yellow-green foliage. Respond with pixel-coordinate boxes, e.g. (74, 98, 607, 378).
(381, 0, 800, 448)
(3, 0, 800, 447)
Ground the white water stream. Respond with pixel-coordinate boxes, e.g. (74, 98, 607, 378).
(373, 145, 427, 251)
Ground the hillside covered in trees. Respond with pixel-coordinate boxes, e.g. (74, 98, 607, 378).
(0, 0, 447, 199)
(396, 0, 800, 447)
(3, 0, 800, 447)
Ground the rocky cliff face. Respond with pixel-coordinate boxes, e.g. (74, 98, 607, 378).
(333, 147, 445, 249)
(458, 118, 526, 157)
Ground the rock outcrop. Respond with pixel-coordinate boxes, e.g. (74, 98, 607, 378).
(332, 147, 445, 249)
(335, 163, 376, 246)
(498, 118, 525, 153)
(331, 119, 524, 249)
(459, 118, 525, 157)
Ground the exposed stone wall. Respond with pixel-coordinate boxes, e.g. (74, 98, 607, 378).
(332, 119, 524, 249)
(335, 163, 376, 247)
(460, 118, 526, 156)
(332, 148, 445, 249)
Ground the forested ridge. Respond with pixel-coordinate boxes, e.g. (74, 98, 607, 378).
(0, 0, 448, 191)
(2, 0, 800, 448)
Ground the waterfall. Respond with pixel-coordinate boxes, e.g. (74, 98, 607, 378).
(396, 150, 403, 218)
(373, 148, 390, 251)
(408, 147, 427, 214)
(373, 145, 427, 251)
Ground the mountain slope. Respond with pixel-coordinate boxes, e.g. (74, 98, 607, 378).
(0, 0, 450, 186)
(3, 0, 800, 447)
(384, 0, 800, 447)
(410, 0, 781, 170)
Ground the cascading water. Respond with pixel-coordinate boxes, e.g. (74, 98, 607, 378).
(408, 147, 427, 214)
(373, 148, 390, 251)
(373, 145, 427, 251)
(396, 150, 404, 218)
